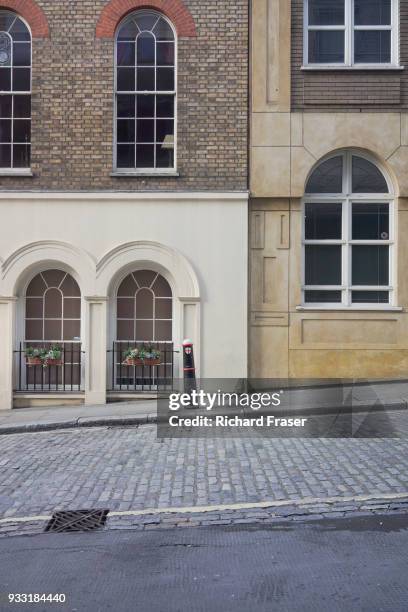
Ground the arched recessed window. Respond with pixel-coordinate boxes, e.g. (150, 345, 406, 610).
(25, 270, 81, 341)
(303, 151, 394, 307)
(0, 11, 31, 171)
(115, 11, 176, 172)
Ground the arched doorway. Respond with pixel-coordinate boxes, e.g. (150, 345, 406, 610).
(113, 270, 173, 391)
(18, 269, 82, 391)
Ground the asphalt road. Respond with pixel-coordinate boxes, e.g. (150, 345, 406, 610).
(0, 513, 408, 612)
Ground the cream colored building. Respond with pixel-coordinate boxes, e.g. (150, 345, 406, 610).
(250, 0, 408, 379)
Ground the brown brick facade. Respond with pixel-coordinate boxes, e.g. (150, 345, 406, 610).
(0, 0, 248, 191)
(292, 0, 408, 112)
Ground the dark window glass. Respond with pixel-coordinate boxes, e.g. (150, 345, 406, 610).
(309, 0, 344, 25)
(137, 67, 154, 90)
(9, 18, 30, 42)
(156, 94, 174, 117)
(0, 143, 11, 166)
(136, 143, 154, 168)
(137, 32, 155, 66)
(305, 290, 342, 303)
(13, 68, 30, 91)
(352, 203, 389, 240)
(117, 144, 135, 168)
(0, 94, 11, 116)
(0, 118, 11, 142)
(0, 13, 16, 32)
(352, 156, 388, 193)
(13, 119, 30, 143)
(13, 143, 29, 167)
(117, 42, 135, 66)
(153, 17, 174, 41)
(13, 43, 30, 67)
(352, 291, 389, 304)
(157, 42, 174, 65)
(352, 246, 389, 286)
(354, 0, 391, 25)
(157, 68, 174, 91)
(117, 68, 135, 92)
(0, 68, 11, 91)
(135, 14, 158, 31)
(309, 30, 344, 63)
(156, 144, 174, 168)
(14, 95, 30, 118)
(156, 119, 174, 143)
(136, 119, 154, 142)
(306, 156, 343, 193)
(136, 94, 154, 117)
(305, 203, 342, 240)
(305, 245, 342, 285)
(117, 119, 135, 142)
(354, 31, 391, 63)
(117, 20, 138, 41)
(117, 95, 135, 118)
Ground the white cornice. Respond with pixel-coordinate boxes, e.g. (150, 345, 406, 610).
(0, 191, 249, 201)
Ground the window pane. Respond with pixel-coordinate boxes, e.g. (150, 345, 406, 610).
(13, 68, 30, 91)
(117, 144, 135, 168)
(135, 14, 158, 31)
(137, 33, 155, 66)
(352, 291, 389, 304)
(117, 95, 135, 118)
(0, 68, 11, 91)
(137, 67, 154, 91)
(117, 119, 135, 142)
(0, 118, 11, 142)
(305, 203, 342, 240)
(157, 42, 174, 66)
(157, 68, 174, 91)
(306, 156, 343, 193)
(153, 18, 174, 41)
(305, 245, 342, 285)
(308, 31, 344, 63)
(117, 20, 138, 41)
(352, 246, 389, 285)
(309, 0, 344, 25)
(156, 94, 174, 118)
(13, 119, 30, 143)
(352, 156, 388, 193)
(305, 290, 342, 303)
(137, 119, 154, 142)
(156, 144, 174, 168)
(13, 43, 30, 67)
(156, 119, 174, 143)
(136, 94, 154, 117)
(9, 18, 30, 42)
(136, 144, 154, 168)
(14, 95, 30, 118)
(0, 143, 10, 166)
(117, 68, 135, 91)
(13, 144, 30, 167)
(354, 0, 391, 25)
(352, 203, 389, 240)
(0, 95, 11, 116)
(354, 31, 391, 63)
(117, 42, 135, 66)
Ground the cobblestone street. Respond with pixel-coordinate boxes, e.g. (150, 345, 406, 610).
(1, 424, 408, 521)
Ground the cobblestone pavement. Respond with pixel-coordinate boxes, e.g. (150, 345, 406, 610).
(1, 424, 408, 524)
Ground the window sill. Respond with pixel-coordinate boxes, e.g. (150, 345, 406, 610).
(111, 171, 179, 178)
(301, 65, 404, 71)
(0, 169, 33, 177)
(296, 306, 403, 312)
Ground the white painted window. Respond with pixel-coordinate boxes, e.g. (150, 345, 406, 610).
(302, 151, 395, 308)
(0, 11, 31, 171)
(304, 0, 399, 67)
(114, 10, 176, 173)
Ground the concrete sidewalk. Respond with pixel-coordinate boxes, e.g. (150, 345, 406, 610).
(1, 379, 408, 434)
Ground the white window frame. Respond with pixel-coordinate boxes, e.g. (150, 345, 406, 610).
(302, 150, 396, 310)
(113, 10, 177, 175)
(303, 0, 400, 69)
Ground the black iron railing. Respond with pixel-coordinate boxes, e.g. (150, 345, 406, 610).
(14, 342, 83, 392)
(108, 341, 175, 393)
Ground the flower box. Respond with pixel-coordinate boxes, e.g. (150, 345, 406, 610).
(143, 358, 161, 366)
(123, 358, 144, 366)
(26, 357, 42, 366)
(45, 359, 63, 366)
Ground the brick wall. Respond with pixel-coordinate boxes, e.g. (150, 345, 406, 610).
(0, 0, 248, 191)
(292, 0, 408, 112)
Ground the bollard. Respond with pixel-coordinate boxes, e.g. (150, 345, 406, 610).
(183, 339, 197, 399)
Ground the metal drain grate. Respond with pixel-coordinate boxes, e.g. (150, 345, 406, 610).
(45, 509, 109, 533)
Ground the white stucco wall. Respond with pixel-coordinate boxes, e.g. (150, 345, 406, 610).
(0, 192, 248, 406)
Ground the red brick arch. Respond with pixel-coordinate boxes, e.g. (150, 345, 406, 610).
(96, 0, 196, 38)
(0, 0, 49, 37)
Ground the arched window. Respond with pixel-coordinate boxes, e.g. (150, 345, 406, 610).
(303, 150, 394, 307)
(116, 270, 172, 341)
(115, 11, 176, 172)
(25, 270, 81, 341)
(0, 11, 31, 171)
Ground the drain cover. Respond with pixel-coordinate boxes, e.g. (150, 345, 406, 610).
(45, 509, 109, 533)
